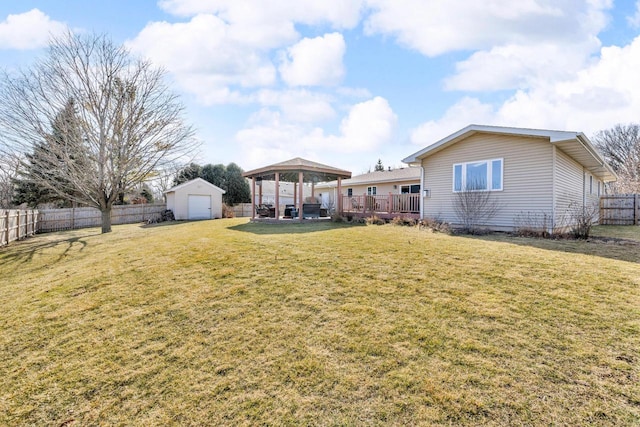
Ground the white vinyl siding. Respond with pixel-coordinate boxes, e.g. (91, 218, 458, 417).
(422, 133, 553, 230)
(554, 148, 584, 228)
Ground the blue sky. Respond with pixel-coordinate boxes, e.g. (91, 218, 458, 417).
(1, 0, 640, 175)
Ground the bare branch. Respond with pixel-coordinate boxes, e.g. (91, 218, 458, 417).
(0, 31, 199, 232)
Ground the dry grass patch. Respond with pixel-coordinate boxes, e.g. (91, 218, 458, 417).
(1, 219, 639, 425)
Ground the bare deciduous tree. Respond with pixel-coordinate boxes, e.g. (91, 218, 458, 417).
(593, 123, 640, 194)
(0, 154, 20, 208)
(0, 31, 197, 232)
(452, 181, 502, 233)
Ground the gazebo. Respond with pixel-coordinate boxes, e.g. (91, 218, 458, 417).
(242, 157, 352, 221)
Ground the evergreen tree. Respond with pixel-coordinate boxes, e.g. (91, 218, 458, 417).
(224, 162, 251, 205)
(374, 159, 385, 172)
(12, 99, 82, 207)
(202, 163, 226, 189)
(173, 163, 203, 185)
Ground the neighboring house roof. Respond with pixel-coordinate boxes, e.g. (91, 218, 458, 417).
(402, 124, 617, 182)
(242, 157, 352, 182)
(164, 177, 226, 194)
(317, 167, 420, 188)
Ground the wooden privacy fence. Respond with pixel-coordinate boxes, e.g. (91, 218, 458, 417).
(0, 209, 39, 246)
(600, 195, 640, 225)
(232, 203, 254, 217)
(38, 203, 167, 232)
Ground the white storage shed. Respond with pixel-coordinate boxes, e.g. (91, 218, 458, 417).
(164, 178, 226, 220)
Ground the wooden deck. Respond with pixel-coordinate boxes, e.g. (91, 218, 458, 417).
(341, 194, 420, 219)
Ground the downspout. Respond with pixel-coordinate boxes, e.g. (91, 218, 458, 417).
(419, 165, 425, 219)
(551, 146, 556, 233)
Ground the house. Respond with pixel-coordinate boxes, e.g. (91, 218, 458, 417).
(316, 167, 421, 211)
(317, 167, 421, 218)
(164, 178, 226, 220)
(247, 178, 312, 206)
(402, 125, 617, 231)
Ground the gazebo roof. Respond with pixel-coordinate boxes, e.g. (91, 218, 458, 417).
(242, 157, 352, 182)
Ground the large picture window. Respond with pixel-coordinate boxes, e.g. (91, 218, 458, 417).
(453, 158, 503, 192)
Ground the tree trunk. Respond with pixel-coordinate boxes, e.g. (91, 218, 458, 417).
(101, 207, 112, 233)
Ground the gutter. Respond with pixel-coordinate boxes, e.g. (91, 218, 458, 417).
(575, 134, 617, 181)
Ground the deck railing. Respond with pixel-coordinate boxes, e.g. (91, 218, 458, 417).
(342, 194, 420, 216)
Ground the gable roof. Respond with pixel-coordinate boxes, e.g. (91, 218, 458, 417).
(164, 177, 226, 194)
(402, 124, 617, 181)
(242, 157, 352, 182)
(317, 167, 420, 188)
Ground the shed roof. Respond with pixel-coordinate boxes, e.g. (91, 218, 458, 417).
(164, 177, 226, 194)
(242, 157, 352, 182)
(402, 124, 617, 182)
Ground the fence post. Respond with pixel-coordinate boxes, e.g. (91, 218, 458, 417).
(3, 210, 8, 245)
(636, 194, 639, 226)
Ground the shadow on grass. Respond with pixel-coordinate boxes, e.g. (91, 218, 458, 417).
(468, 232, 640, 264)
(227, 220, 364, 235)
(139, 220, 189, 229)
(0, 232, 97, 271)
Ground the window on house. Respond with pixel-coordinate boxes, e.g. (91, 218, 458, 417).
(367, 186, 377, 195)
(598, 181, 601, 196)
(589, 175, 593, 194)
(453, 159, 503, 192)
(347, 188, 353, 197)
(400, 184, 421, 194)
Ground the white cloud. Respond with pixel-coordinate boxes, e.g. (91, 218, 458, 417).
(628, 0, 640, 28)
(0, 9, 67, 50)
(335, 96, 397, 151)
(254, 89, 336, 123)
(236, 97, 397, 169)
(157, 0, 364, 29)
(364, 0, 610, 57)
(410, 97, 496, 145)
(444, 41, 599, 91)
(412, 34, 640, 146)
(279, 33, 346, 87)
(127, 14, 285, 104)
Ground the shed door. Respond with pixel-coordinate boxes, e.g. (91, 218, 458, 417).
(188, 195, 211, 219)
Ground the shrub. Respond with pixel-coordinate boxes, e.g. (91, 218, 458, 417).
(565, 202, 599, 239)
(366, 215, 386, 225)
(222, 204, 235, 218)
(331, 213, 344, 223)
(418, 217, 451, 234)
(513, 211, 552, 238)
(391, 216, 417, 227)
(452, 181, 501, 233)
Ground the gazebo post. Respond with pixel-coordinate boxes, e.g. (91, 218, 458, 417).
(258, 179, 263, 204)
(298, 171, 304, 222)
(275, 172, 280, 220)
(293, 182, 297, 208)
(337, 177, 343, 214)
(251, 178, 256, 219)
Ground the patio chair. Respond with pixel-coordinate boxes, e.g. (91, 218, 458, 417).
(256, 204, 275, 218)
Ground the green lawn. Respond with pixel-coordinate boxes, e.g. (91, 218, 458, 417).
(1, 219, 639, 425)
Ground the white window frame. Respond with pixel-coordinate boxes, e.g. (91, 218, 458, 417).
(453, 158, 503, 192)
(367, 186, 377, 195)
